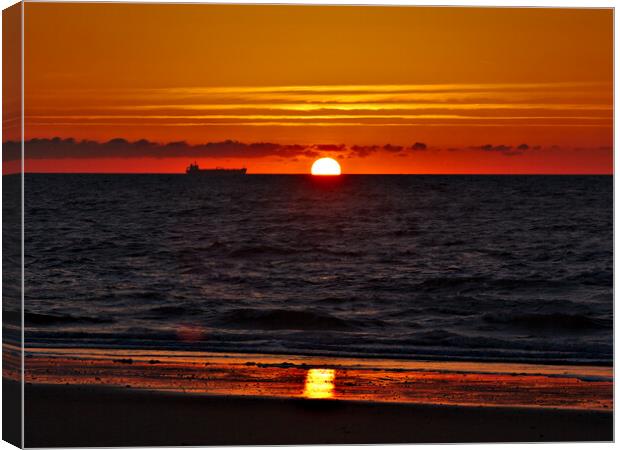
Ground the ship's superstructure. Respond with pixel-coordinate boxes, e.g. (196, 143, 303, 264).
(185, 162, 247, 175)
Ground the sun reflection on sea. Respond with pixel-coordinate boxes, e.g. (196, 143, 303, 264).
(303, 368, 336, 399)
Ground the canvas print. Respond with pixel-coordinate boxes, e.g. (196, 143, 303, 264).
(2, 2, 613, 447)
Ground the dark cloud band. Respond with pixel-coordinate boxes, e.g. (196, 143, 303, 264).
(4, 138, 431, 161)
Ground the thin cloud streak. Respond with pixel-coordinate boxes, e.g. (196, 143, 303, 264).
(27, 114, 612, 121)
(27, 122, 612, 129)
(32, 82, 610, 97)
(26, 83, 612, 143)
(108, 103, 611, 112)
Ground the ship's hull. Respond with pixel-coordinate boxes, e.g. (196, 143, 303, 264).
(187, 169, 247, 176)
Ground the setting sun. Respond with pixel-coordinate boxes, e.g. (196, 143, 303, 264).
(311, 158, 341, 176)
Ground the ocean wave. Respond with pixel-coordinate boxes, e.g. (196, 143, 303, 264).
(216, 308, 364, 331)
(483, 312, 611, 331)
(23, 174, 613, 365)
(25, 312, 114, 326)
(226, 244, 302, 258)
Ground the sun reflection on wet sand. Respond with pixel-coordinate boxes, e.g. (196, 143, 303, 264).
(303, 368, 336, 399)
(20, 348, 613, 410)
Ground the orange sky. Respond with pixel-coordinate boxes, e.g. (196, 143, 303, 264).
(4, 4, 614, 173)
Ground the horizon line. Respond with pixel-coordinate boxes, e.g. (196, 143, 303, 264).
(11, 172, 614, 176)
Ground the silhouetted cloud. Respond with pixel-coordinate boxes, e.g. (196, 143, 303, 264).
(465, 143, 547, 156)
(476, 144, 512, 152)
(5, 138, 324, 161)
(5, 138, 571, 162)
(350, 145, 381, 158)
(313, 144, 346, 152)
(382, 144, 403, 153)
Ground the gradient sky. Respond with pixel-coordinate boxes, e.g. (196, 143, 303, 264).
(6, 4, 614, 173)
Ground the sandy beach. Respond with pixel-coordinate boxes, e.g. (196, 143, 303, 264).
(23, 348, 613, 409)
(14, 348, 613, 446)
(24, 382, 612, 447)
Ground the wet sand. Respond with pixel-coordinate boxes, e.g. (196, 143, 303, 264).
(17, 348, 613, 446)
(24, 382, 612, 447)
(22, 348, 613, 410)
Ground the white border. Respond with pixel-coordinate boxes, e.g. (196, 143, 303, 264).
(0, 1, 616, 450)
(13, 0, 617, 6)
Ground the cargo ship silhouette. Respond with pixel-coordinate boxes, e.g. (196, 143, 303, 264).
(185, 162, 247, 175)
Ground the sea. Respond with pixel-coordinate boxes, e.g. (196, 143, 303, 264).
(22, 174, 613, 366)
